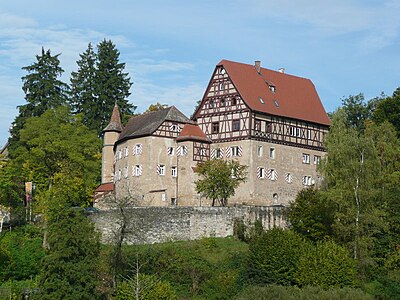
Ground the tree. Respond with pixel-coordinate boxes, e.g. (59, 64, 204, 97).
(341, 93, 374, 133)
(247, 228, 307, 286)
(372, 88, 400, 136)
(17, 106, 101, 206)
(39, 206, 101, 299)
(144, 102, 168, 113)
(295, 240, 357, 288)
(195, 159, 247, 206)
(287, 188, 335, 242)
(9, 48, 69, 155)
(70, 43, 97, 130)
(319, 109, 385, 266)
(94, 39, 134, 133)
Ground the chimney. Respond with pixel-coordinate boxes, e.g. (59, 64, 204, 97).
(278, 68, 285, 73)
(254, 60, 261, 73)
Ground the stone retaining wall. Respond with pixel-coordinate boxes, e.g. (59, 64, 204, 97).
(90, 205, 286, 245)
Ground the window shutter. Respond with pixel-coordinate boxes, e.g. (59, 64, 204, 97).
(210, 149, 215, 159)
(138, 165, 143, 176)
(257, 167, 263, 179)
(238, 146, 243, 157)
(157, 164, 161, 175)
(225, 147, 232, 158)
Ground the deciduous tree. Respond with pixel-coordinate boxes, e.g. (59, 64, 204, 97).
(195, 159, 247, 206)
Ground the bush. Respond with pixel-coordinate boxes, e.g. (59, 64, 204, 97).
(295, 240, 357, 288)
(247, 229, 308, 285)
(233, 285, 373, 300)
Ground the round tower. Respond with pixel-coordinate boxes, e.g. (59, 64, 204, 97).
(102, 103, 122, 184)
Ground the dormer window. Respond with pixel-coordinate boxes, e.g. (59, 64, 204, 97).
(259, 97, 265, 104)
(170, 123, 180, 132)
(273, 100, 279, 107)
(269, 85, 276, 93)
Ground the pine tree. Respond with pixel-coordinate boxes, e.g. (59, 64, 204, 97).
(70, 43, 97, 129)
(94, 39, 134, 133)
(9, 48, 69, 155)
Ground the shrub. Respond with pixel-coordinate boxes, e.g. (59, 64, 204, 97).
(247, 228, 307, 285)
(295, 240, 357, 288)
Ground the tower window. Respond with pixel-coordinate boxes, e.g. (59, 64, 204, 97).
(212, 122, 219, 133)
(232, 120, 240, 131)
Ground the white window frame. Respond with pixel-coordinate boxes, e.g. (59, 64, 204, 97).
(134, 144, 142, 155)
(258, 167, 265, 179)
(159, 165, 165, 176)
(257, 145, 263, 157)
(216, 148, 223, 159)
(231, 146, 240, 157)
(303, 175, 313, 186)
(171, 166, 177, 177)
(270, 169, 277, 181)
(134, 165, 142, 176)
(314, 155, 321, 165)
(269, 148, 275, 159)
(302, 153, 310, 164)
(170, 123, 180, 132)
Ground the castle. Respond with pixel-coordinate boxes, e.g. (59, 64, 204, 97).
(95, 59, 330, 208)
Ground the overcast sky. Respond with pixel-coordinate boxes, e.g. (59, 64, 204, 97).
(1, 0, 399, 147)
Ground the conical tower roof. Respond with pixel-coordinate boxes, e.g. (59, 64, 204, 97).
(103, 103, 123, 133)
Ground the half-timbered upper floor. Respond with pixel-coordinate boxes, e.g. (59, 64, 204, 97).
(192, 60, 330, 150)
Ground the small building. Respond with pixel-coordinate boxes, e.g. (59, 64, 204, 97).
(96, 60, 330, 207)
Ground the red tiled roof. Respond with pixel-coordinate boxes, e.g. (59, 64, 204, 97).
(95, 182, 115, 192)
(177, 123, 210, 143)
(218, 60, 330, 126)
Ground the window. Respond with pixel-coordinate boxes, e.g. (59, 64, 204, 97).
(118, 149, 122, 160)
(269, 148, 275, 159)
(157, 164, 165, 176)
(167, 147, 175, 156)
(220, 99, 226, 107)
(255, 119, 261, 131)
(117, 169, 122, 181)
(257, 167, 265, 179)
(266, 122, 272, 133)
(273, 100, 279, 107)
(171, 166, 177, 177)
(303, 176, 313, 186)
(232, 120, 240, 131)
(124, 166, 128, 178)
(269, 85, 276, 93)
(219, 82, 225, 91)
(302, 153, 310, 164)
(161, 193, 166, 202)
(215, 148, 223, 159)
(257, 145, 263, 157)
(209, 100, 215, 108)
(273, 193, 279, 204)
(171, 198, 177, 206)
(268, 169, 277, 181)
(259, 97, 265, 104)
(133, 165, 142, 176)
(231, 97, 237, 106)
(314, 155, 321, 165)
(177, 145, 188, 156)
(231, 146, 241, 157)
(284, 172, 292, 183)
(124, 146, 129, 157)
(212, 122, 219, 134)
(170, 123, 180, 132)
(134, 144, 143, 155)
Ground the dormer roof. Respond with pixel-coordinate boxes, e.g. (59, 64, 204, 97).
(177, 123, 210, 143)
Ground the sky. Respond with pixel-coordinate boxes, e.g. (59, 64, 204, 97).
(1, 0, 399, 147)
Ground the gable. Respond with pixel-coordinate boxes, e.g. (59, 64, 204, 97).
(196, 60, 330, 126)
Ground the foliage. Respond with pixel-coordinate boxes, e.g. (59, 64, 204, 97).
(70, 43, 98, 130)
(144, 102, 168, 113)
(247, 229, 308, 286)
(17, 106, 101, 206)
(319, 109, 385, 265)
(9, 48, 69, 155)
(340, 93, 375, 133)
(287, 188, 335, 242)
(38, 206, 101, 299)
(115, 273, 177, 300)
(0, 225, 44, 282)
(233, 285, 373, 300)
(120, 237, 248, 299)
(372, 87, 400, 135)
(295, 240, 357, 288)
(94, 39, 134, 132)
(195, 159, 248, 206)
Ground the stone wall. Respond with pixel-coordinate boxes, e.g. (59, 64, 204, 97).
(90, 205, 286, 245)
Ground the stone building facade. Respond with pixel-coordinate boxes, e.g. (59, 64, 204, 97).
(95, 59, 330, 207)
